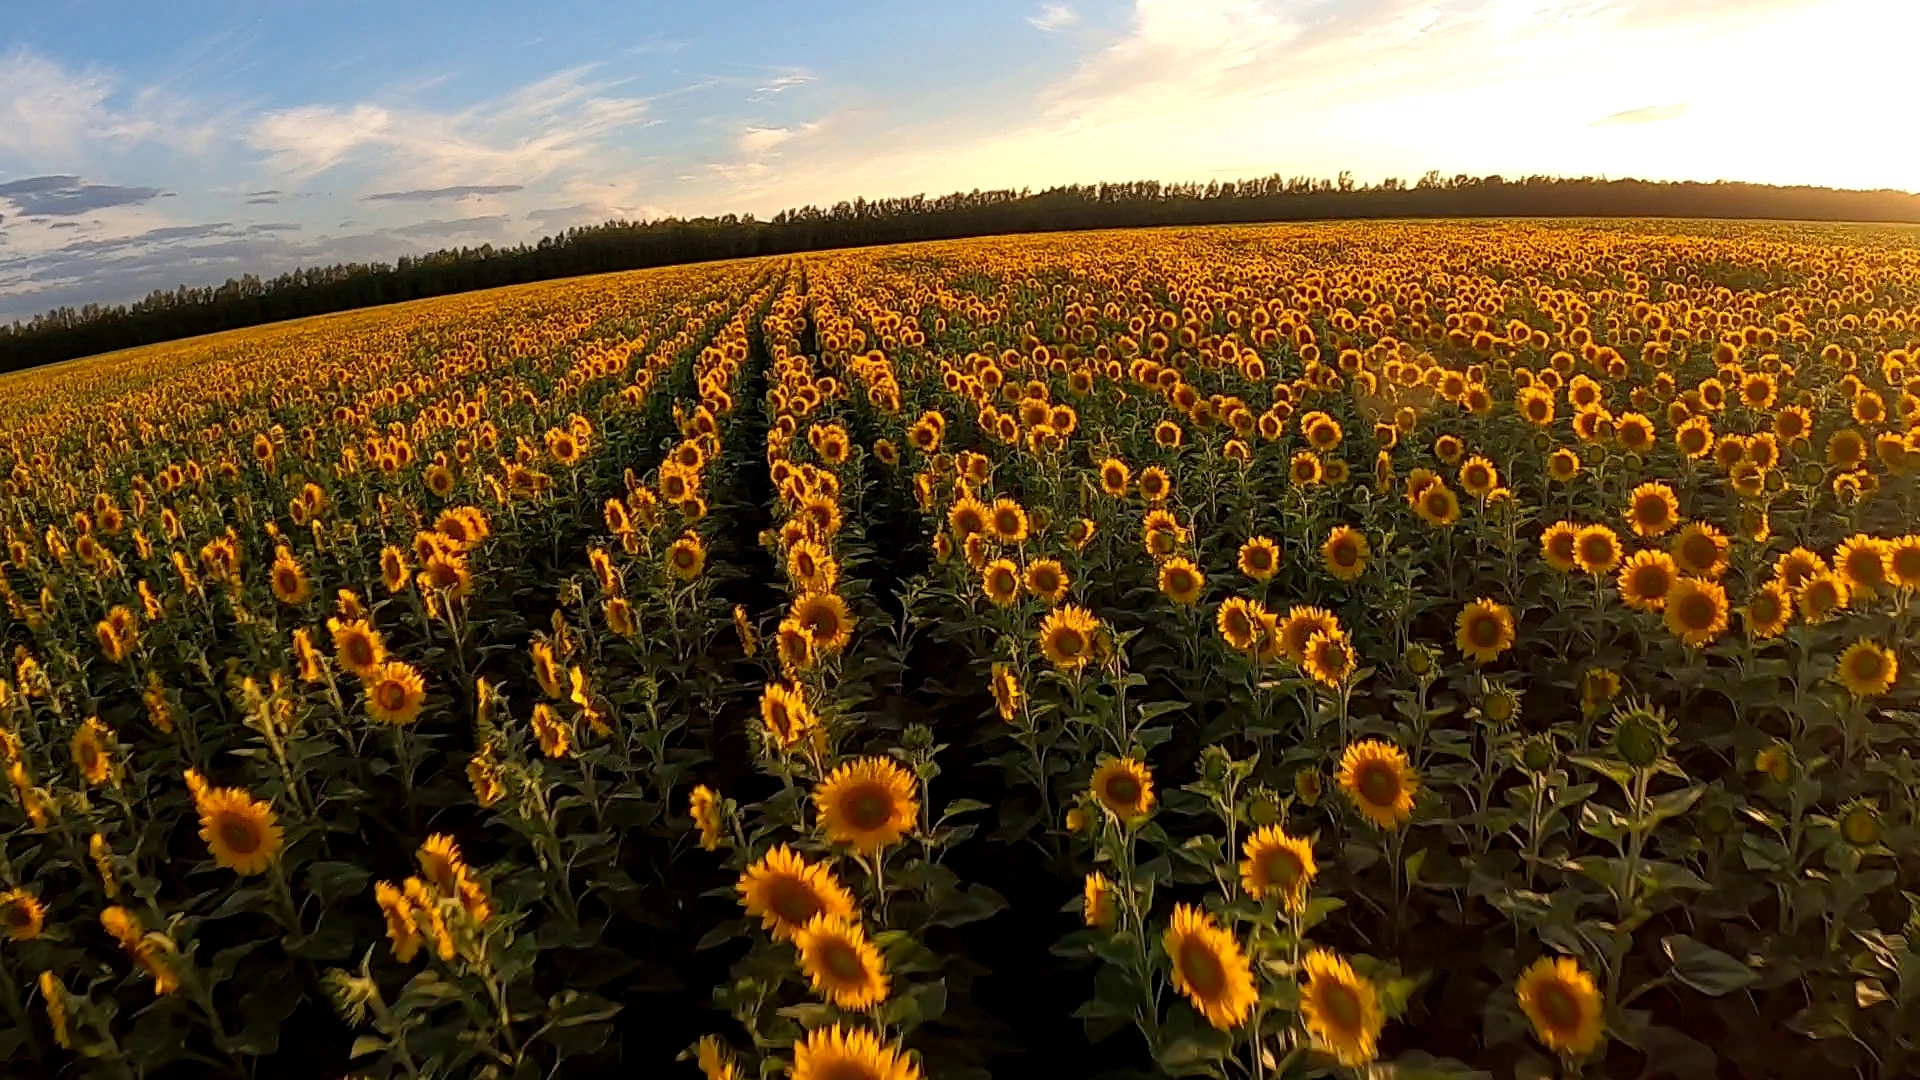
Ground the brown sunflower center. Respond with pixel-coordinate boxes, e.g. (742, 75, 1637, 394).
(1168, 570, 1195, 594)
(1537, 981, 1581, 1029)
(1631, 565, 1670, 597)
(1675, 592, 1716, 631)
(344, 636, 375, 669)
(1469, 615, 1501, 648)
(1849, 650, 1887, 681)
(1320, 981, 1363, 1031)
(767, 880, 822, 926)
(1358, 763, 1400, 806)
(1246, 548, 1273, 572)
(1258, 848, 1301, 887)
(1177, 938, 1227, 996)
(1054, 627, 1087, 657)
(821, 938, 864, 982)
(376, 680, 409, 711)
(1681, 535, 1718, 570)
(1104, 774, 1141, 806)
(217, 814, 262, 856)
(845, 784, 894, 831)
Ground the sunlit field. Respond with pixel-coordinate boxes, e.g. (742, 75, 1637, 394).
(3, 219, 1919, 1080)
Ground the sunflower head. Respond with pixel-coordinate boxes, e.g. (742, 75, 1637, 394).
(814, 757, 919, 852)
(1163, 903, 1257, 1031)
(1158, 557, 1205, 605)
(1300, 948, 1385, 1066)
(794, 914, 889, 1010)
(1607, 701, 1671, 769)
(1837, 639, 1898, 698)
(736, 845, 856, 941)
(1090, 757, 1155, 820)
(1455, 598, 1515, 664)
(1516, 955, 1604, 1057)
(1240, 826, 1316, 909)
(1337, 739, 1417, 831)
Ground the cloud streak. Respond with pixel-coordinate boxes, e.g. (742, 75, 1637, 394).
(1591, 103, 1689, 126)
(365, 184, 526, 202)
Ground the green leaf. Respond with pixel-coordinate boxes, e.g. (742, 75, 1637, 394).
(350, 1035, 387, 1060)
(1662, 935, 1756, 996)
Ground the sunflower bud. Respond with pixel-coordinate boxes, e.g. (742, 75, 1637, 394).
(1403, 643, 1434, 677)
(1247, 785, 1281, 826)
(1609, 704, 1669, 769)
(1481, 685, 1519, 727)
(901, 723, 933, 752)
(1840, 800, 1883, 848)
(1294, 767, 1323, 808)
(1520, 735, 1556, 774)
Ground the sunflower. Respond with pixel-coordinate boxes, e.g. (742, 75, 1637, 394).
(990, 663, 1022, 722)
(1455, 598, 1515, 664)
(531, 703, 571, 759)
(989, 498, 1030, 542)
(1837, 639, 1898, 697)
(1415, 482, 1460, 527)
(328, 618, 386, 678)
(667, 533, 707, 580)
(1887, 535, 1920, 589)
(1066, 517, 1096, 550)
(194, 784, 284, 876)
(1540, 521, 1580, 572)
(1240, 826, 1316, 909)
(1743, 581, 1793, 640)
(1338, 739, 1417, 830)
(1237, 536, 1281, 581)
(1797, 570, 1849, 623)
(71, 717, 115, 787)
(1668, 522, 1728, 579)
(1625, 482, 1680, 537)
(0, 887, 44, 941)
(270, 549, 311, 605)
(1082, 872, 1116, 928)
(947, 497, 988, 540)
(1303, 628, 1355, 687)
(1320, 526, 1370, 582)
(1289, 451, 1324, 487)
(1300, 948, 1385, 1066)
(1216, 597, 1264, 653)
(1616, 549, 1677, 612)
(1158, 557, 1205, 605)
(1458, 456, 1498, 498)
(791, 591, 854, 654)
(694, 1035, 739, 1080)
(1090, 757, 1154, 820)
(981, 559, 1022, 606)
(691, 785, 724, 851)
(364, 661, 427, 726)
(1546, 447, 1580, 482)
(1515, 956, 1604, 1057)
(1163, 903, 1257, 1030)
(1615, 412, 1655, 454)
(1663, 577, 1729, 647)
(1835, 534, 1889, 597)
(1038, 604, 1101, 671)
(790, 1024, 921, 1080)
(1517, 386, 1555, 426)
(786, 539, 839, 593)
(1573, 524, 1622, 575)
(1674, 416, 1714, 459)
(795, 914, 890, 1009)
(760, 682, 817, 748)
(1278, 605, 1340, 666)
(1773, 547, 1826, 591)
(416, 833, 464, 893)
(736, 845, 856, 941)
(815, 757, 919, 851)
(1098, 458, 1131, 496)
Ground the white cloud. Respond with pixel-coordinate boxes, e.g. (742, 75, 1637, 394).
(1027, 4, 1079, 31)
(245, 67, 651, 191)
(0, 47, 221, 165)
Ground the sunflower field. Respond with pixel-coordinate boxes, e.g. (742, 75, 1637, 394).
(3, 219, 1920, 1080)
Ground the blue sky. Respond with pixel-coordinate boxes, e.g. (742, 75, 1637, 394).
(1, 0, 1912, 321)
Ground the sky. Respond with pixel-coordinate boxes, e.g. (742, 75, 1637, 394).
(1, 0, 1914, 322)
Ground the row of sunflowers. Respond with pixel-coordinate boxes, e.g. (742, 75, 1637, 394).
(4, 220, 1920, 1079)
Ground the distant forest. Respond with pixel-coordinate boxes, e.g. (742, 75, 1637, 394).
(5, 171, 1918, 372)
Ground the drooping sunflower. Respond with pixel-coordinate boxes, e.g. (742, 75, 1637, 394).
(1158, 557, 1205, 605)
(328, 617, 386, 678)
(1090, 757, 1154, 820)
(736, 845, 857, 941)
(1163, 903, 1257, 1031)
(1616, 549, 1677, 612)
(1663, 577, 1729, 647)
(1038, 604, 1101, 671)
(814, 757, 919, 852)
(1668, 521, 1729, 579)
(1300, 948, 1385, 1066)
(1239, 826, 1316, 910)
(1797, 569, 1850, 624)
(364, 661, 427, 726)
(690, 785, 724, 851)
(1338, 739, 1417, 830)
(1743, 580, 1793, 640)
(1303, 628, 1355, 687)
(981, 559, 1022, 606)
(194, 784, 284, 876)
(1237, 536, 1281, 581)
(0, 887, 44, 941)
(795, 914, 890, 1009)
(1320, 526, 1369, 582)
(790, 1024, 921, 1080)
(1455, 598, 1515, 664)
(1540, 521, 1580, 572)
(760, 682, 817, 748)
(1573, 524, 1622, 575)
(791, 591, 854, 654)
(531, 703, 571, 759)
(990, 662, 1022, 722)
(1515, 955, 1604, 1057)
(416, 833, 464, 893)
(1837, 639, 1898, 697)
(1625, 482, 1680, 537)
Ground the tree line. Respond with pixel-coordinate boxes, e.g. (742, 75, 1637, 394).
(5, 172, 1918, 372)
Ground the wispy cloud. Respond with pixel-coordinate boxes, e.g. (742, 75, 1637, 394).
(365, 184, 526, 202)
(1027, 4, 1079, 32)
(1591, 103, 1689, 126)
(0, 175, 165, 218)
